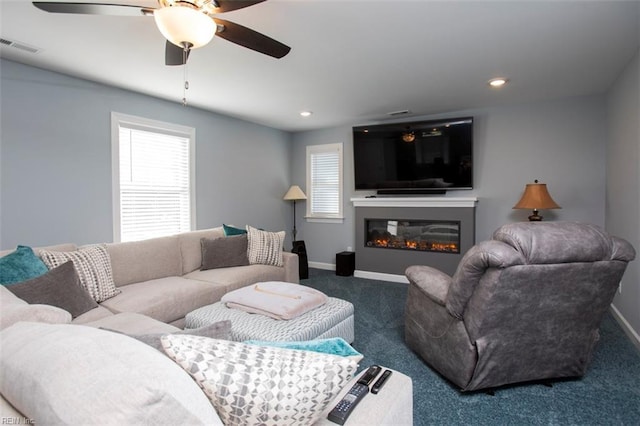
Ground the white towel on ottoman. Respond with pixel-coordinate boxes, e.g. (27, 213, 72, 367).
(221, 281, 327, 320)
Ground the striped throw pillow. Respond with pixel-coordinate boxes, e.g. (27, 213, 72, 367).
(246, 225, 285, 267)
(40, 244, 120, 303)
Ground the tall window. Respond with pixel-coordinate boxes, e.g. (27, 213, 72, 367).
(111, 112, 195, 242)
(306, 143, 343, 221)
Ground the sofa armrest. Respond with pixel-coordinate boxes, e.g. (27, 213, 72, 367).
(405, 265, 451, 306)
(282, 252, 300, 284)
(315, 367, 413, 426)
(0, 285, 72, 330)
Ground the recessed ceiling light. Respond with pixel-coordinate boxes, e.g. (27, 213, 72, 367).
(488, 77, 509, 88)
(300, 111, 312, 117)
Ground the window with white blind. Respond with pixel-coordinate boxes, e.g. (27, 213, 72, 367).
(111, 112, 195, 242)
(306, 143, 343, 221)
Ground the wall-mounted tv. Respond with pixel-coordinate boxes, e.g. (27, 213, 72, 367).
(353, 117, 473, 194)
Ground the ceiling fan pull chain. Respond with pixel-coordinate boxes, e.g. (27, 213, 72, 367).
(182, 43, 189, 106)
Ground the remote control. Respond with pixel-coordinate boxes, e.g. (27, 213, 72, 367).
(371, 369, 392, 394)
(327, 382, 369, 425)
(357, 365, 382, 386)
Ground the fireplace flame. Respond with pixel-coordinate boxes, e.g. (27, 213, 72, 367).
(369, 237, 458, 253)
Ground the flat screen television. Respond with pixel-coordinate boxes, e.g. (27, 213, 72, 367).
(353, 117, 473, 194)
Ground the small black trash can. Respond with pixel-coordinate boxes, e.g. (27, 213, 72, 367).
(336, 251, 355, 276)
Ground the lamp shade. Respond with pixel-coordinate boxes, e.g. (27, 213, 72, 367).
(513, 182, 561, 210)
(154, 6, 216, 49)
(283, 185, 307, 201)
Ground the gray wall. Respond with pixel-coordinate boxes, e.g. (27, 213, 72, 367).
(291, 95, 607, 266)
(607, 49, 640, 341)
(0, 59, 293, 249)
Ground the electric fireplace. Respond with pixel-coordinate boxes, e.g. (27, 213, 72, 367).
(365, 219, 460, 253)
(352, 196, 477, 277)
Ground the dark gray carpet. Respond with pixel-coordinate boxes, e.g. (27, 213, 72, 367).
(303, 268, 640, 425)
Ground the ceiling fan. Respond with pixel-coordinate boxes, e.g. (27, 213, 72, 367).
(32, 1, 291, 66)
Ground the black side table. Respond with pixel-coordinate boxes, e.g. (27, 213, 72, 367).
(292, 241, 309, 279)
(336, 251, 355, 276)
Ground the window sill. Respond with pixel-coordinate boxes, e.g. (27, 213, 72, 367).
(304, 216, 345, 224)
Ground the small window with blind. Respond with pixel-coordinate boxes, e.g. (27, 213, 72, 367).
(111, 112, 195, 242)
(305, 143, 344, 222)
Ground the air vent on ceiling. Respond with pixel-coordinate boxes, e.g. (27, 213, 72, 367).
(387, 110, 411, 117)
(0, 38, 41, 54)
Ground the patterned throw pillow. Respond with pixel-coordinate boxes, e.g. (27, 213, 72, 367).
(246, 225, 285, 267)
(162, 335, 358, 426)
(40, 244, 120, 303)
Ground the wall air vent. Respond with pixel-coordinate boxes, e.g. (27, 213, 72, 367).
(0, 38, 41, 54)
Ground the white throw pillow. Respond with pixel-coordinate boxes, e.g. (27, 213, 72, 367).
(39, 244, 120, 302)
(246, 225, 285, 267)
(162, 335, 359, 426)
(0, 322, 222, 425)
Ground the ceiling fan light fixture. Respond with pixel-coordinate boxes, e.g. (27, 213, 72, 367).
(488, 77, 509, 88)
(154, 6, 216, 49)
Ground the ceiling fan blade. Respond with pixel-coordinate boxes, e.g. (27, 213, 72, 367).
(165, 41, 190, 66)
(214, 0, 267, 13)
(32, 2, 151, 16)
(213, 18, 290, 59)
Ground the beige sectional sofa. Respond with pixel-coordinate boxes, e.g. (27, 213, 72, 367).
(1, 226, 299, 331)
(0, 227, 415, 425)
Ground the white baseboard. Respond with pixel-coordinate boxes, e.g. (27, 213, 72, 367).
(610, 304, 640, 353)
(308, 261, 335, 271)
(354, 270, 409, 284)
(308, 262, 408, 283)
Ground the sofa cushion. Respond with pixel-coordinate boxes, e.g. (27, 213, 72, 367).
(178, 227, 225, 275)
(0, 322, 223, 425)
(106, 235, 182, 287)
(84, 312, 181, 334)
(100, 276, 226, 324)
(6, 261, 98, 318)
(0, 245, 48, 286)
(0, 285, 71, 330)
(162, 335, 358, 425)
(134, 321, 232, 352)
(201, 235, 249, 270)
(185, 263, 289, 293)
(40, 244, 120, 303)
(247, 225, 285, 267)
(72, 305, 116, 324)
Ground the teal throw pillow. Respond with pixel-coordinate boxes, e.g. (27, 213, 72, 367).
(244, 337, 363, 361)
(0, 245, 49, 286)
(223, 224, 247, 236)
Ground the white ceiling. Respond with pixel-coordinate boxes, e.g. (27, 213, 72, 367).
(1, 0, 639, 132)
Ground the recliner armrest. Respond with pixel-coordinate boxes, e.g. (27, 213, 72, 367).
(405, 265, 451, 306)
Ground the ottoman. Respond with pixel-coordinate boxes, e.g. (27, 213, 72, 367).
(185, 297, 355, 343)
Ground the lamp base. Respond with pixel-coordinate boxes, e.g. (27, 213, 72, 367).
(528, 209, 543, 221)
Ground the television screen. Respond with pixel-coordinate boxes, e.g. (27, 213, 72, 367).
(353, 117, 473, 193)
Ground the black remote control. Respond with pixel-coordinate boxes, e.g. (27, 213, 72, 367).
(327, 382, 369, 425)
(357, 365, 382, 386)
(371, 369, 392, 394)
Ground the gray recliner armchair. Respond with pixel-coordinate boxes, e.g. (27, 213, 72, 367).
(404, 221, 635, 392)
